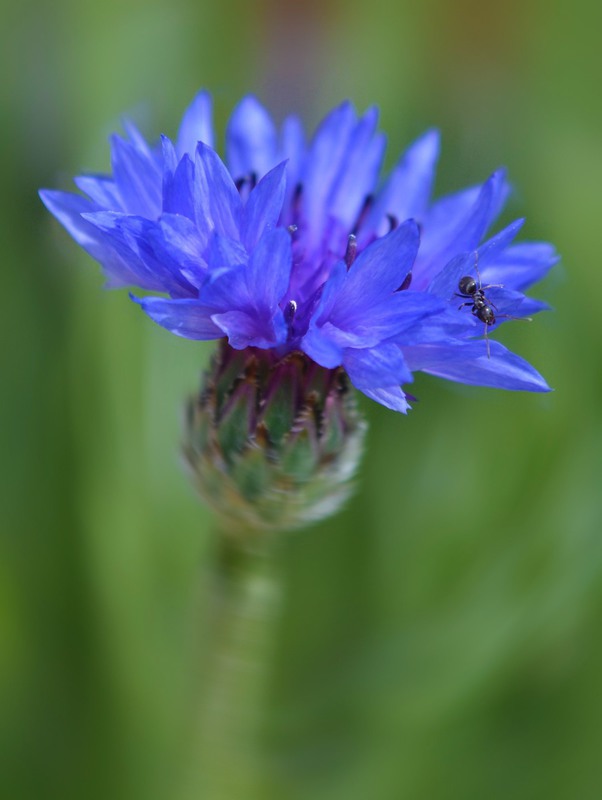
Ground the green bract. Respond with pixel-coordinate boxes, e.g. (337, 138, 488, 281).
(184, 343, 367, 536)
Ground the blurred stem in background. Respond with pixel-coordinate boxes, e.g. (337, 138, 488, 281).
(197, 538, 280, 799)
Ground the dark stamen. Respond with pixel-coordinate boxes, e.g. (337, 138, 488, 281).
(345, 234, 357, 268)
(234, 172, 258, 193)
(285, 299, 297, 325)
(352, 193, 374, 234)
(387, 213, 399, 232)
(396, 271, 412, 292)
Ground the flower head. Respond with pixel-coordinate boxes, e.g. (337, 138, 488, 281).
(41, 91, 557, 413)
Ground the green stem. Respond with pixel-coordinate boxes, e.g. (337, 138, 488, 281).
(198, 537, 280, 799)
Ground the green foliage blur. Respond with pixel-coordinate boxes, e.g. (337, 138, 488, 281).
(2, 0, 601, 797)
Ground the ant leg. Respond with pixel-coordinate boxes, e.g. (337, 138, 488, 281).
(497, 314, 533, 323)
(458, 301, 472, 310)
(474, 249, 505, 292)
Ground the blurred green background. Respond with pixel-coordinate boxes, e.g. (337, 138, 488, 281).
(2, 0, 601, 797)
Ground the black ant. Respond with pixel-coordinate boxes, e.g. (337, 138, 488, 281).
(456, 252, 529, 358)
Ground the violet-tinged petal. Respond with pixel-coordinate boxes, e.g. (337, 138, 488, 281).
(82, 211, 197, 295)
(279, 115, 305, 196)
(211, 308, 288, 350)
(414, 170, 511, 289)
(200, 264, 250, 311)
(154, 214, 209, 288)
(300, 101, 356, 236)
(393, 310, 471, 345)
(509, 296, 550, 316)
(206, 234, 248, 271)
(110, 134, 162, 218)
(301, 325, 344, 369)
(134, 295, 222, 339)
(241, 161, 287, 250)
(122, 118, 156, 159)
(308, 260, 348, 328)
(74, 175, 123, 210)
(356, 384, 411, 413)
(40, 189, 106, 258)
(194, 142, 242, 239)
(403, 340, 551, 392)
(359, 128, 440, 244)
(333, 219, 420, 312)
(176, 89, 214, 156)
(327, 292, 444, 348)
(161, 135, 179, 176)
(483, 242, 560, 291)
(40, 190, 152, 288)
(427, 169, 507, 263)
(246, 227, 292, 313)
(226, 96, 278, 180)
(162, 151, 197, 222)
(343, 344, 413, 413)
(201, 231, 294, 345)
(327, 107, 385, 230)
(428, 218, 525, 300)
(344, 343, 413, 389)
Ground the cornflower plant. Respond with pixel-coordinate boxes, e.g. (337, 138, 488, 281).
(41, 90, 556, 537)
(41, 91, 557, 796)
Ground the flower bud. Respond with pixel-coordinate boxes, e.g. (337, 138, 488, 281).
(184, 342, 367, 538)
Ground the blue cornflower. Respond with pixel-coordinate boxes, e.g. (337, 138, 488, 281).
(40, 91, 557, 414)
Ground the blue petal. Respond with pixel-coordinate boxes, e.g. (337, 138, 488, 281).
(211, 309, 287, 349)
(279, 114, 306, 217)
(355, 385, 411, 413)
(206, 234, 248, 271)
(226, 96, 278, 180)
(200, 264, 250, 311)
(201, 229, 290, 324)
(160, 135, 178, 176)
(40, 189, 105, 257)
(176, 89, 214, 156)
(300, 101, 356, 239)
(344, 343, 413, 388)
(415, 169, 511, 289)
(334, 219, 420, 312)
(134, 295, 222, 339)
(326, 292, 443, 348)
(246, 227, 292, 313)
(194, 143, 242, 239)
(110, 134, 162, 217)
(154, 214, 209, 288)
(428, 218, 525, 300)
(162, 151, 197, 223)
(403, 340, 551, 391)
(327, 107, 385, 230)
(241, 161, 287, 250)
(121, 118, 156, 159)
(309, 260, 348, 327)
(483, 242, 560, 291)
(301, 325, 344, 369)
(40, 189, 143, 288)
(82, 211, 197, 295)
(74, 175, 123, 209)
(344, 344, 413, 412)
(359, 128, 440, 244)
